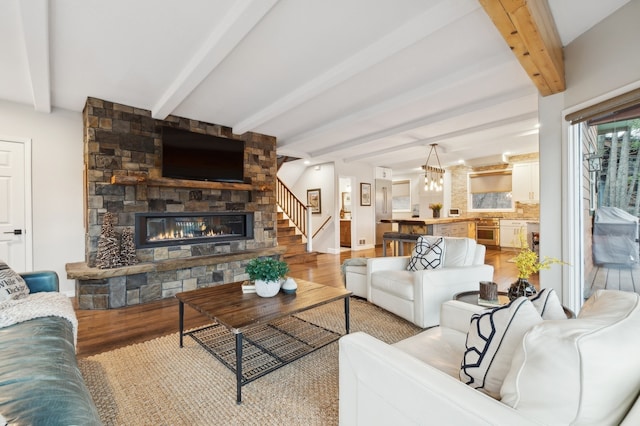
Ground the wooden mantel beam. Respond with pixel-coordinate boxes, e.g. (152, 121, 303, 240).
(479, 0, 565, 96)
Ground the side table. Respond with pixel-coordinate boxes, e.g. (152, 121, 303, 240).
(454, 290, 510, 308)
(454, 290, 575, 318)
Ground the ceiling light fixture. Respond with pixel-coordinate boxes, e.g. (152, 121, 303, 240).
(422, 143, 445, 192)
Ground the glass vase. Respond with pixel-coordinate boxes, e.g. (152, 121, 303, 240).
(507, 278, 537, 301)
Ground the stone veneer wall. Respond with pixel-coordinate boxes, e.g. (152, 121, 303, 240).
(450, 153, 540, 219)
(78, 97, 277, 309)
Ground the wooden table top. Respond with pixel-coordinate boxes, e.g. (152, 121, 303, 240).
(175, 279, 351, 333)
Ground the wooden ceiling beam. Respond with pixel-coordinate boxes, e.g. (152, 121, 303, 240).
(479, 0, 565, 96)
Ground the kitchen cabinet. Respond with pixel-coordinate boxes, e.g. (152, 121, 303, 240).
(393, 219, 475, 238)
(499, 219, 529, 248)
(512, 162, 539, 203)
(340, 220, 351, 247)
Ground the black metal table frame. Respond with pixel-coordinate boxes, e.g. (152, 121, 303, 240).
(179, 296, 350, 403)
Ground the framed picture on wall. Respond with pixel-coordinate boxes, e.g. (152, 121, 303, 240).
(342, 192, 351, 213)
(307, 188, 321, 214)
(360, 182, 371, 206)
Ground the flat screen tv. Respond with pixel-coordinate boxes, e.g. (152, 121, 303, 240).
(161, 126, 245, 183)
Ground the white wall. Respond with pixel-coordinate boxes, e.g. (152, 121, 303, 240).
(538, 93, 565, 297)
(0, 100, 83, 296)
(335, 161, 376, 250)
(279, 159, 377, 253)
(539, 0, 640, 311)
(563, 0, 640, 108)
(284, 162, 336, 253)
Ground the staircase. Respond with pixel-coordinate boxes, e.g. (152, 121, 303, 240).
(277, 211, 318, 265)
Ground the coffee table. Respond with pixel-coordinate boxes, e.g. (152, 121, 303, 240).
(176, 279, 351, 403)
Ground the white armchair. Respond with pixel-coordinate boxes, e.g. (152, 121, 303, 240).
(340, 290, 640, 425)
(364, 237, 493, 328)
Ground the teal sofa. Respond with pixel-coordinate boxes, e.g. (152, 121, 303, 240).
(0, 271, 101, 425)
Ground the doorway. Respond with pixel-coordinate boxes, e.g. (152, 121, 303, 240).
(0, 139, 32, 271)
(339, 176, 354, 250)
(567, 87, 640, 302)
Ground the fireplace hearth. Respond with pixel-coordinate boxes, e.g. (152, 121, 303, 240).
(135, 212, 254, 249)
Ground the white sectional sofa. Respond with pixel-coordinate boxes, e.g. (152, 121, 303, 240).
(344, 236, 494, 328)
(339, 289, 640, 425)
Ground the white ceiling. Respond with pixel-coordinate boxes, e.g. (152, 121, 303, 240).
(0, 0, 630, 174)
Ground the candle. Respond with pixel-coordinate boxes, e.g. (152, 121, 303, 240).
(479, 281, 498, 301)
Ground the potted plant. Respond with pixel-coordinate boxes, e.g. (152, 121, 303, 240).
(245, 257, 290, 297)
(509, 232, 566, 300)
(429, 203, 443, 218)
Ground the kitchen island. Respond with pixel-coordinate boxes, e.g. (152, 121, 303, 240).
(382, 218, 477, 239)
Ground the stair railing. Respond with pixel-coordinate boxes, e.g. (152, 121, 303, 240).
(276, 178, 308, 238)
(312, 215, 333, 239)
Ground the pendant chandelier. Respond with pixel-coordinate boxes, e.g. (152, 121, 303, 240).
(422, 143, 445, 192)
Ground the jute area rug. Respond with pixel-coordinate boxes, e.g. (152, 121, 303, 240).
(78, 298, 421, 426)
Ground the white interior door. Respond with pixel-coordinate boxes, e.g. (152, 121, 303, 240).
(0, 139, 30, 271)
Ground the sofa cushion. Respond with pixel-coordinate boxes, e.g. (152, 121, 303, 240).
(460, 297, 543, 399)
(501, 290, 640, 425)
(394, 326, 467, 378)
(371, 270, 415, 300)
(0, 316, 100, 425)
(0, 261, 29, 303)
(407, 236, 445, 271)
(529, 288, 567, 320)
(442, 237, 477, 267)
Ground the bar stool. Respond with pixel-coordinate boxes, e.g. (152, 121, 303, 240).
(382, 232, 420, 256)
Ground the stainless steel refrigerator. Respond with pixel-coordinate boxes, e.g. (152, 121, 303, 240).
(375, 179, 393, 245)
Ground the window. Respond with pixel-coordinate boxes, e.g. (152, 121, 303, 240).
(392, 180, 411, 212)
(566, 86, 640, 300)
(567, 87, 640, 216)
(468, 171, 513, 211)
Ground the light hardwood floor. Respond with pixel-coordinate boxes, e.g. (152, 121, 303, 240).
(74, 247, 526, 357)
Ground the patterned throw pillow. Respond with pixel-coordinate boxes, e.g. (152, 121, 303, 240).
(460, 297, 543, 399)
(529, 288, 567, 320)
(406, 236, 445, 271)
(0, 260, 30, 303)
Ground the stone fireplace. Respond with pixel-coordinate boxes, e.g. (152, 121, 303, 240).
(67, 97, 283, 309)
(134, 211, 254, 249)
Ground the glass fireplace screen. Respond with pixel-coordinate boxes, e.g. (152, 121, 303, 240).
(135, 212, 254, 248)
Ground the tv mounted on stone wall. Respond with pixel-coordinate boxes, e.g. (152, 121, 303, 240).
(161, 126, 245, 183)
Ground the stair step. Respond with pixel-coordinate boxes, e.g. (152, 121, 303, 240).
(284, 244, 307, 255)
(277, 210, 314, 264)
(278, 234, 303, 245)
(277, 227, 296, 236)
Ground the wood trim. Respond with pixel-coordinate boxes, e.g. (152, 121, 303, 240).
(110, 175, 272, 192)
(479, 0, 565, 96)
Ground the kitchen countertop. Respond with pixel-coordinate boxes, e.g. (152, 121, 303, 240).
(381, 217, 478, 225)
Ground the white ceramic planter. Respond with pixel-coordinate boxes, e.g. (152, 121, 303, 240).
(281, 277, 297, 294)
(255, 279, 281, 297)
